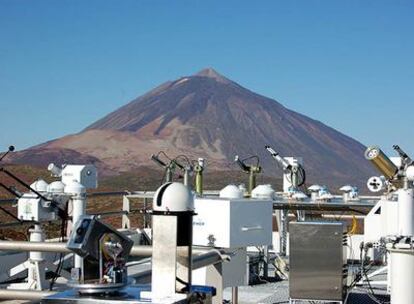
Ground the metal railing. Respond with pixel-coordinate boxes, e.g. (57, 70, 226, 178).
(0, 190, 376, 230)
(0, 190, 221, 230)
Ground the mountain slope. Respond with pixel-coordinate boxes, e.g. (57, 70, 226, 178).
(10, 68, 375, 185)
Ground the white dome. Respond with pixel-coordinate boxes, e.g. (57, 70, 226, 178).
(64, 180, 86, 194)
(340, 185, 353, 192)
(308, 184, 321, 192)
(153, 182, 194, 212)
(30, 179, 49, 192)
(47, 181, 65, 194)
(251, 184, 275, 200)
(219, 185, 243, 199)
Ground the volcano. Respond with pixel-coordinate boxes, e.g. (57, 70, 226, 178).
(10, 68, 375, 186)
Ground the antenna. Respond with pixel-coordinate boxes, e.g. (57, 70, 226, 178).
(264, 145, 291, 170)
(0, 145, 15, 163)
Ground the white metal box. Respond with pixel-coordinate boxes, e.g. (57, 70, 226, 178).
(193, 197, 273, 248)
(17, 194, 56, 221)
(61, 165, 98, 189)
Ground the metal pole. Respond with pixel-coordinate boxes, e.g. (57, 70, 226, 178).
(130, 245, 153, 256)
(0, 289, 56, 300)
(195, 166, 203, 196)
(232, 286, 238, 304)
(71, 188, 86, 277)
(0, 241, 152, 256)
(263, 246, 269, 280)
(122, 195, 131, 229)
(280, 210, 287, 256)
(248, 169, 255, 196)
(0, 241, 71, 253)
(0, 241, 218, 257)
(166, 167, 173, 183)
(183, 169, 190, 187)
(28, 224, 47, 290)
(192, 250, 229, 269)
(143, 197, 148, 228)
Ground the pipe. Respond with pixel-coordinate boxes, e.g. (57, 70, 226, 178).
(322, 214, 366, 219)
(0, 289, 56, 300)
(130, 245, 153, 256)
(0, 241, 216, 258)
(0, 241, 152, 256)
(69, 187, 86, 272)
(398, 188, 414, 236)
(232, 286, 239, 304)
(132, 249, 228, 283)
(195, 167, 203, 195)
(192, 249, 229, 269)
(0, 240, 71, 253)
(273, 201, 375, 214)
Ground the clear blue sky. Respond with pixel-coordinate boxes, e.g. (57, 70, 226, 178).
(1, 1, 413, 157)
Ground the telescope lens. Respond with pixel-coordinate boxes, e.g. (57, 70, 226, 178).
(365, 147, 379, 159)
(365, 146, 398, 180)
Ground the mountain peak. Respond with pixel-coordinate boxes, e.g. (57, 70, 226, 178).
(195, 67, 231, 84)
(16, 67, 375, 187)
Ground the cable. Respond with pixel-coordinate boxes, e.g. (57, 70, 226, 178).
(157, 151, 172, 162)
(348, 216, 358, 235)
(345, 242, 389, 304)
(241, 155, 260, 168)
(174, 155, 192, 167)
(0, 205, 21, 222)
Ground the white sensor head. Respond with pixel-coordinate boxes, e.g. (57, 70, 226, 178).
(48, 163, 63, 177)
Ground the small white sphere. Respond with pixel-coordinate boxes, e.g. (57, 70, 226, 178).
(30, 179, 49, 192)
